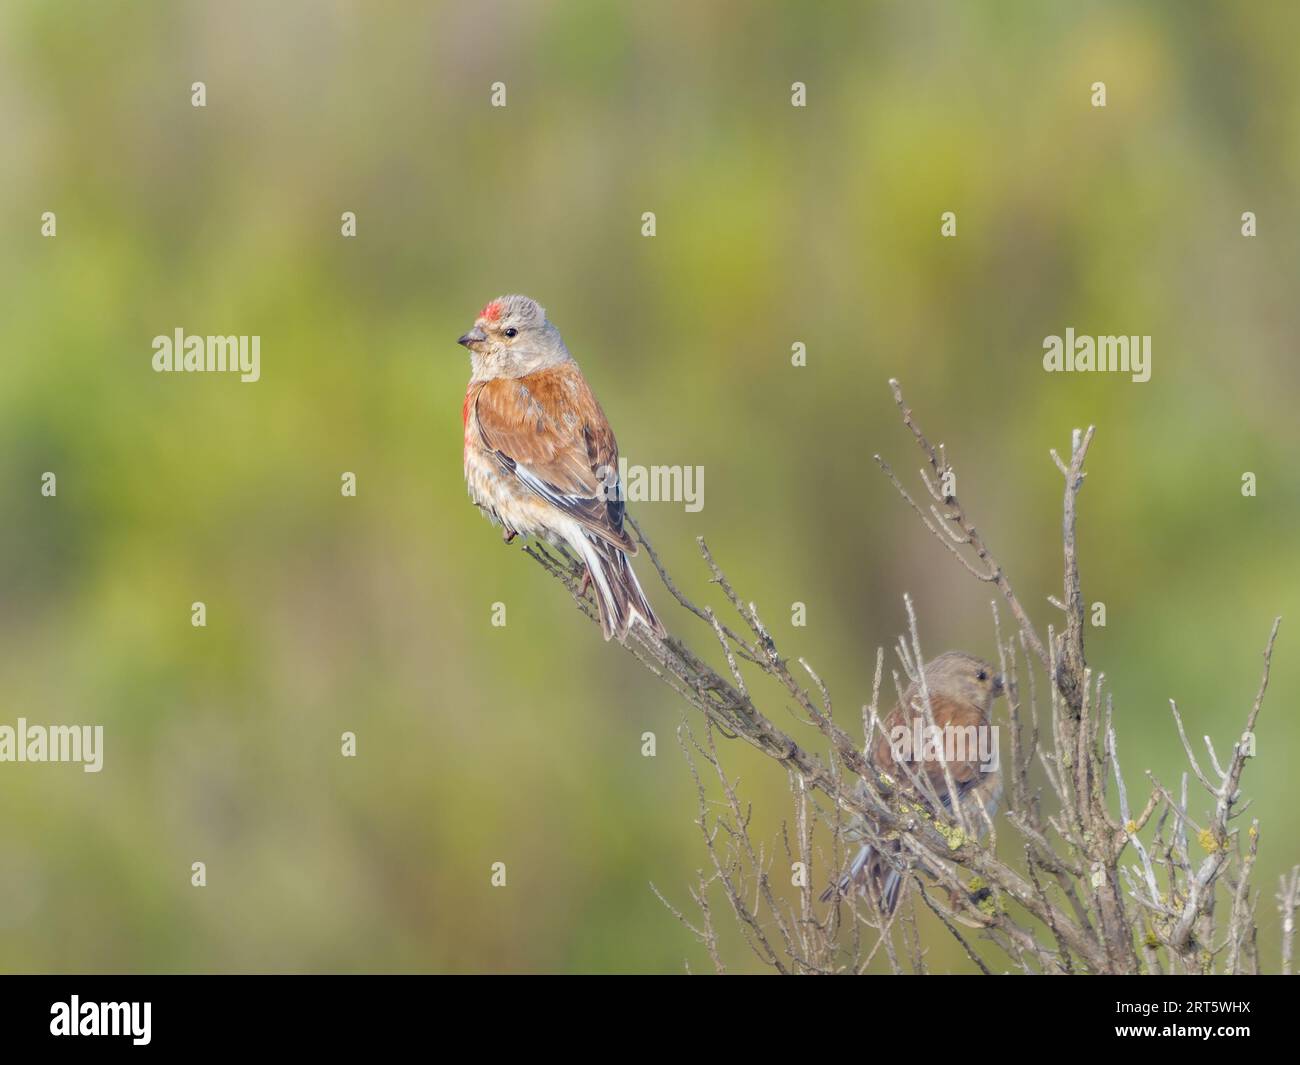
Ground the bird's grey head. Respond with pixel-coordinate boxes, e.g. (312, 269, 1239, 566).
(920, 651, 1005, 709)
(458, 294, 571, 380)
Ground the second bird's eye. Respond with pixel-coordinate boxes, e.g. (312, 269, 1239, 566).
(977, 669, 988, 681)
(503, 327, 518, 338)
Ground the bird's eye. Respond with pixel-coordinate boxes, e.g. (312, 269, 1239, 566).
(503, 327, 518, 338)
(977, 669, 988, 682)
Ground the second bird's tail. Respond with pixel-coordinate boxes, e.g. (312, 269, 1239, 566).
(820, 842, 904, 915)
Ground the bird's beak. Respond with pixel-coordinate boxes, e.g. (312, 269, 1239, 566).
(458, 326, 487, 348)
(992, 674, 1006, 698)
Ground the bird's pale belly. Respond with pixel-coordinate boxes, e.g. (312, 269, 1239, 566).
(463, 444, 559, 542)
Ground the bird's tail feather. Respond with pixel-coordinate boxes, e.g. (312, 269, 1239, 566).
(820, 841, 904, 915)
(576, 532, 664, 642)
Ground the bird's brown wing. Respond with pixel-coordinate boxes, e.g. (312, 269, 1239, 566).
(873, 690, 990, 804)
(472, 364, 634, 551)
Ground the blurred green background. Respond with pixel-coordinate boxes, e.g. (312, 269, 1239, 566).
(1, 0, 1297, 973)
